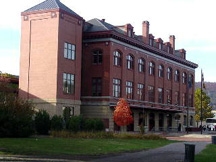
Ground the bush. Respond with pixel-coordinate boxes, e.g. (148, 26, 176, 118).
(34, 110, 50, 135)
(51, 115, 63, 131)
(83, 118, 104, 131)
(67, 115, 84, 132)
(0, 93, 34, 137)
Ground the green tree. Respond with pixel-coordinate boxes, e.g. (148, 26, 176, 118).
(195, 88, 214, 123)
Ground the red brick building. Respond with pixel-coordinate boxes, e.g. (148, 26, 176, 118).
(19, 0, 198, 132)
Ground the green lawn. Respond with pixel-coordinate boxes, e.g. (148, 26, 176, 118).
(195, 144, 216, 162)
(0, 138, 175, 156)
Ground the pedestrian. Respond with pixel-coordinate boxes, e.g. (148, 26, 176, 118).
(203, 125, 206, 131)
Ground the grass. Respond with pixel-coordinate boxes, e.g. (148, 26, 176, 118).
(0, 137, 175, 156)
(195, 144, 216, 162)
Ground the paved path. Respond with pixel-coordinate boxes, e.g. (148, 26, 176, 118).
(90, 142, 210, 162)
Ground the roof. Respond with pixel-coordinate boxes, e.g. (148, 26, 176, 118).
(24, 0, 81, 18)
(84, 18, 115, 32)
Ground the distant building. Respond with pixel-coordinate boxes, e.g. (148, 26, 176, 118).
(19, 0, 198, 132)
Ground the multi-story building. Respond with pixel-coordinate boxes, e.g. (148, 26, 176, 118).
(19, 0, 198, 132)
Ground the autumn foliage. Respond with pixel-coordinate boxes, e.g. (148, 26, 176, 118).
(114, 98, 133, 126)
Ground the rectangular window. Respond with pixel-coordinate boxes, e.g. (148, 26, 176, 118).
(188, 94, 193, 107)
(148, 86, 154, 102)
(64, 42, 76, 60)
(126, 81, 133, 99)
(63, 73, 75, 94)
(137, 84, 144, 100)
(158, 88, 163, 103)
(166, 90, 172, 104)
(113, 79, 121, 97)
(175, 91, 179, 105)
(182, 93, 186, 106)
(92, 78, 102, 96)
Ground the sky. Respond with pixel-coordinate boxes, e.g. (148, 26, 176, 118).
(0, 0, 215, 82)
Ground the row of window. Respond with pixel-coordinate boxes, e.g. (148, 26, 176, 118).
(93, 78, 193, 106)
(92, 50, 193, 84)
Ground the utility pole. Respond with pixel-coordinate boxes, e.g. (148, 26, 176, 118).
(200, 70, 203, 134)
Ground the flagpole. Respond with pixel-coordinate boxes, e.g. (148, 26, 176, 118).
(201, 70, 203, 134)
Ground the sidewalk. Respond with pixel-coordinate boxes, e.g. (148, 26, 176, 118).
(90, 142, 210, 162)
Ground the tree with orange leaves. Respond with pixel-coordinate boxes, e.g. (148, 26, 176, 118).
(113, 98, 133, 126)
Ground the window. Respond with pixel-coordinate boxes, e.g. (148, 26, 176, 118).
(93, 50, 102, 64)
(167, 67, 172, 80)
(63, 73, 75, 94)
(182, 72, 187, 84)
(148, 86, 154, 102)
(126, 81, 133, 99)
(175, 91, 179, 105)
(174, 70, 180, 82)
(113, 51, 121, 66)
(188, 94, 193, 107)
(190, 116, 193, 126)
(184, 115, 187, 126)
(182, 93, 186, 106)
(167, 46, 170, 53)
(159, 43, 162, 49)
(166, 90, 172, 104)
(127, 55, 134, 69)
(64, 42, 75, 60)
(92, 78, 102, 96)
(128, 29, 132, 37)
(188, 74, 193, 88)
(158, 65, 164, 77)
(137, 84, 144, 100)
(158, 88, 163, 103)
(149, 39, 153, 46)
(149, 62, 155, 75)
(113, 79, 121, 97)
(138, 58, 145, 72)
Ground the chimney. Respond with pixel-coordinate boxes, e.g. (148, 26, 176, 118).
(169, 35, 175, 54)
(101, 19, 105, 22)
(142, 21, 149, 44)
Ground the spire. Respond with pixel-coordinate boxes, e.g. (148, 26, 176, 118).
(23, 0, 81, 18)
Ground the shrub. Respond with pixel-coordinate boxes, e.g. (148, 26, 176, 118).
(51, 115, 63, 131)
(34, 110, 50, 135)
(83, 118, 105, 132)
(0, 93, 34, 137)
(67, 115, 84, 132)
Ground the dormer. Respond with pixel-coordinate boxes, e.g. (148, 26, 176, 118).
(164, 42, 171, 54)
(149, 34, 154, 46)
(125, 24, 134, 37)
(175, 49, 186, 59)
(155, 38, 163, 50)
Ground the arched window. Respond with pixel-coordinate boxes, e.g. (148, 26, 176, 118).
(167, 67, 172, 80)
(149, 62, 155, 75)
(175, 70, 180, 82)
(158, 65, 164, 77)
(188, 74, 193, 88)
(93, 50, 102, 64)
(182, 72, 187, 84)
(113, 51, 121, 66)
(138, 58, 145, 72)
(127, 54, 134, 69)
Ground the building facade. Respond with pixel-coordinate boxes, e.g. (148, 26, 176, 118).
(19, 0, 198, 132)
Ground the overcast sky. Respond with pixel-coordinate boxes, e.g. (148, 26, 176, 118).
(0, 0, 215, 82)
